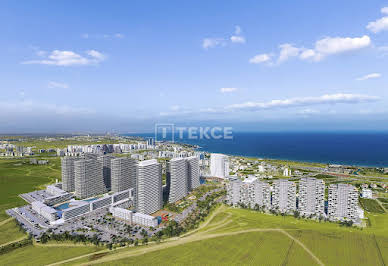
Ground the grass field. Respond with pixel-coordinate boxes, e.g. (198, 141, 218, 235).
(0, 219, 26, 246)
(32, 205, 385, 266)
(107, 231, 316, 266)
(0, 158, 60, 248)
(359, 198, 385, 214)
(0, 158, 61, 221)
(0, 244, 104, 265)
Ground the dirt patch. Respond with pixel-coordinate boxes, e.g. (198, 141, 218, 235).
(89, 252, 109, 261)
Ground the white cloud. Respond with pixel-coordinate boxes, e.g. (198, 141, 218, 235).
(367, 17, 388, 33)
(230, 35, 246, 43)
(299, 49, 320, 61)
(356, 73, 381, 81)
(367, 7, 388, 33)
(309, 35, 371, 60)
(226, 93, 379, 111)
(22, 50, 106, 66)
(249, 53, 272, 64)
(231, 25, 246, 43)
(202, 38, 226, 49)
(203, 26, 245, 49)
(253, 35, 371, 65)
(278, 44, 300, 63)
(220, 87, 238, 93)
(87, 50, 106, 61)
(48, 81, 69, 89)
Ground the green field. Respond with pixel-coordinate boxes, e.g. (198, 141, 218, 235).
(38, 205, 386, 266)
(108, 231, 315, 266)
(0, 158, 61, 221)
(0, 244, 104, 265)
(0, 219, 26, 246)
(359, 198, 385, 214)
(0, 158, 60, 248)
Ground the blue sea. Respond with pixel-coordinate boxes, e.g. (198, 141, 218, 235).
(124, 132, 388, 167)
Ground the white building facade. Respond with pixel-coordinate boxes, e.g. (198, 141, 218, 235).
(167, 158, 188, 203)
(272, 180, 296, 213)
(298, 178, 325, 217)
(74, 159, 105, 199)
(111, 157, 137, 193)
(136, 159, 162, 215)
(328, 184, 359, 222)
(186, 156, 200, 190)
(210, 153, 229, 178)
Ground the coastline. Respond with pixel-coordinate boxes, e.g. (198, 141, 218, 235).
(171, 139, 388, 169)
(125, 132, 388, 168)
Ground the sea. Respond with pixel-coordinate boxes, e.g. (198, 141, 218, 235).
(123, 132, 388, 168)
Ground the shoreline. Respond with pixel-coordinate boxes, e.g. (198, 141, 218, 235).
(172, 141, 388, 169)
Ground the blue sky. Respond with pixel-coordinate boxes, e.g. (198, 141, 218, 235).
(1, 0, 388, 133)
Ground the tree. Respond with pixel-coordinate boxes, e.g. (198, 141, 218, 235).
(140, 229, 148, 238)
(141, 237, 148, 245)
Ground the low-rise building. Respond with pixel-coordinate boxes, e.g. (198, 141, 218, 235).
(361, 188, 373, 199)
(110, 207, 158, 227)
(31, 201, 58, 222)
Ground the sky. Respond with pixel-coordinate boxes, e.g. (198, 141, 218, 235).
(1, 0, 388, 133)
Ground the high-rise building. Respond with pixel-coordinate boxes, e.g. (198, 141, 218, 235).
(97, 155, 114, 191)
(136, 159, 162, 214)
(82, 153, 98, 160)
(167, 158, 188, 203)
(253, 180, 271, 209)
(226, 177, 242, 206)
(61, 157, 78, 192)
(298, 178, 325, 217)
(74, 159, 105, 199)
(283, 168, 291, 177)
(210, 153, 229, 178)
(186, 156, 200, 190)
(239, 177, 257, 208)
(226, 177, 271, 209)
(111, 157, 137, 193)
(272, 179, 296, 213)
(328, 184, 358, 222)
